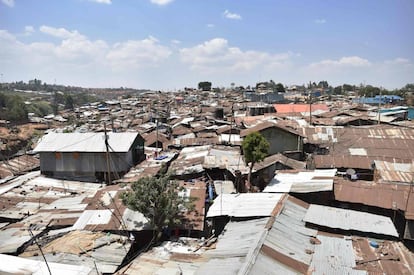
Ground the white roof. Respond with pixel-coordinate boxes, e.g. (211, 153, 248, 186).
(33, 132, 140, 153)
(304, 204, 399, 237)
(206, 193, 283, 218)
(264, 169, 336, 193)
(0, 253, 92, 275)
(72, 209, 113, 230)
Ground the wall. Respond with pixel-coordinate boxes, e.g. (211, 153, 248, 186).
(40, 151, 132, 174)
(261, 128, 303, 156)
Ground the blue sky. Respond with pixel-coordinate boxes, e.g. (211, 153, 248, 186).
(1, 0, 413, 90)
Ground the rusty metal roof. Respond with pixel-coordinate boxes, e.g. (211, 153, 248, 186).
(374, 160, 414, 183)
(0, 155, 39, 178)
(334, 178, 414, 219)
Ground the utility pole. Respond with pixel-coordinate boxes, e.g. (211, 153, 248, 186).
(309, 91, 312, 125)
(104, 123, 111, 184)
(228, 103, 234, 144)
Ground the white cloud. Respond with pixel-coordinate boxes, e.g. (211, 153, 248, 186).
(0, 30, 17, 41)
(384, 57, 412, 66)
(171, 39, 181, 44)
(223, 10, 242, 20)
(314, 18, 326, 24)
(88, 0, 111, 4)
(107, 36, 171, 70)
(150, 0, 174, 6)
(180, 38, 293, 73)
(1, 0, 14, 7)
(310, 56, 371, 68)
(0, 27, 171, 77)
(24, 26, 35, 36)
(40, 25, 83, 39)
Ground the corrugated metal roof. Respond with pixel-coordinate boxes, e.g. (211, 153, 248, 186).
(374, 160, 414, 183)
(0, 254, 92, 275)
(264, 199, 317, 266)
(0, 228, 32, 254)
(253, 153, 306, 171)
(349, 148, 367, 156)
(274, 104, 329, 114)
(23, 230, 130, 274)
(214, 180, 236, 195)
(311, 235, 367, 275)
(247, 251, 299, 275)
(352, 238, 414, 274)
(264, 169, 336, 193)
(206, 193, 283, 218)
(240, 196, 316, 274)
(73, 210, 113, 230)
(196, 258, 244, 275)
(197, 218, 268, 275)
(33, 132, 140, 152)
(42, 195, 87, 211)
(304, 204, 399, 237)
(334, 178, 414, 218)
(206, 218, 268, 258)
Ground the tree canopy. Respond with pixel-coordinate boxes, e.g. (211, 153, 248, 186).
(120, 173, 196, 242)
(242, 132, 269, 191)
(0, 92, 28, 123)
(198, 81, 212, 91)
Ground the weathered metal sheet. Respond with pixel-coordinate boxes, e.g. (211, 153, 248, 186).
(0, 254, 92, 275)
(247, 251, 299, 275)
(206, 193, 283, 218)
(304, 204, 398, 237)
(334, 178, 414, 219)
(198, 218, 268, 275)
(311, 235, 367, 275)
(264, 169, 336, 193)
(34, 132, 140, 152)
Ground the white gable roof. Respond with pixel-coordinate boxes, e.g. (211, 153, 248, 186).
(33, 132, 140, 153)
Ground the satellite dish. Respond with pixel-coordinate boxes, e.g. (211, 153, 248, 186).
(346, 168, 356, 176)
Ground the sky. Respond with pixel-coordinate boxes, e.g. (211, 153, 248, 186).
(1, 0, 413, 90)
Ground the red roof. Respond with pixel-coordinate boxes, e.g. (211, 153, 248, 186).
(273, 104, 329, 113)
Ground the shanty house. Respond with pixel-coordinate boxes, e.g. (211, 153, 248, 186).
(240, 121, 304, 158)
(34, 132, 145, 182)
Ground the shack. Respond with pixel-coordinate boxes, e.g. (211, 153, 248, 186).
(34, 132, 145, 182)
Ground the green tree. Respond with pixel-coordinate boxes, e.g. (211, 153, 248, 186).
(275, 83, 285, 93)
(198, 81, 212, 91)
(242, 132, 269, 191)
(64, 94, 74, 110)
(333, 86, 343, 95)
(318, 81, 329, 89)
(120, 173, 196, 243)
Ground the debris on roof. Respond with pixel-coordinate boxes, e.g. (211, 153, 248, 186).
(21, 230, 131, 274)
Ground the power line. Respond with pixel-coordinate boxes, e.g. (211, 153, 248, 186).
(28, 227, 52, 275)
